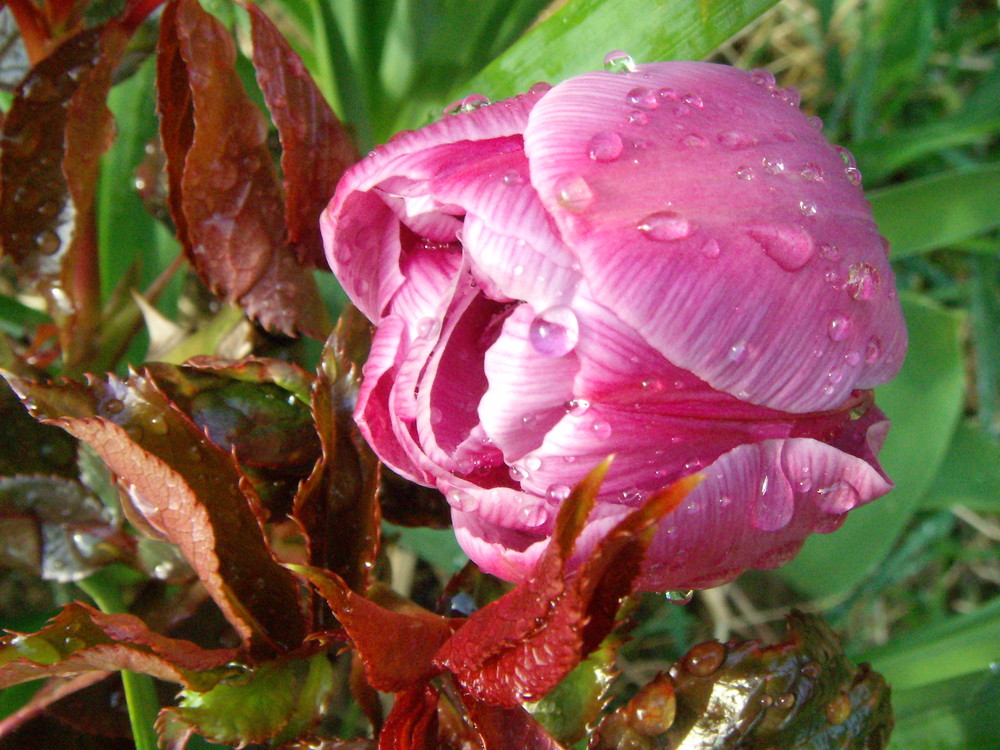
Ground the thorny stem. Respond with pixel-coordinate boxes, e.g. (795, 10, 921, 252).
(76, 569, 160, 750)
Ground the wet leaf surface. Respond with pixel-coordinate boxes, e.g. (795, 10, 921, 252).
(590, 611, 893, 750)
(0, 602, 237, 692)
(156, 652, 335, 750)
(435, 471, 698, 707)
(156, 0, 328, 339)
(4, 370, 308, 657)
(246, 1, 358, 267)
(377, 683, 439, 750)
(294, 308, 380, 600)
(0, 378, 78, 478)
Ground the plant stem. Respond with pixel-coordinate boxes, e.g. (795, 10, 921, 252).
(77, 570, 160, 750)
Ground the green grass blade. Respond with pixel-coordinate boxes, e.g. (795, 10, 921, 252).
(449, 0, 782, 103)
(779, 293, 966, 598)
(889, 671, 1000, 750)
(921, 421, 1000, 511)
(870, 164, 1000, 259)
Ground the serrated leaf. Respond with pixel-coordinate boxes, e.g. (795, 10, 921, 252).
(0, 602, 237, 691)
(156, 652, 335, 749)
(461, 700, 566, 750)
(245, 1, 358, 268)
(156, 0, 329, 339)
(4, 369, 308, 657)
(294, 308, 380, 598)
(378, 683, 439, 750)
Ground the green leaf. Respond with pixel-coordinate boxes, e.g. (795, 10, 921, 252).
(889, 670, 1000, 750)
(921, 420, 1000, 511)
(435, 0, 780, 122)
(780, 293, 966, 598)
(870, 164, 1000, 259)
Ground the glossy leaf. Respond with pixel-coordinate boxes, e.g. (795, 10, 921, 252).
(0, 379, 77, 478)
(592, 612, 893, 750)
(0, 602, 236, 692)
(378, 683, 439, 750)
(781, 293, 966, 597)
(889, 670, 1000, 750)
(461, 700, 566, 750)
(434, 472, 697, 707)
(870, 164, 1000, 259)
(156, 652, 335, 750)
(245, 1, 358, 267)
(450, 0, 779, 105)
(156, 0, 328, 338)
(921, 420, 1000, 511)
(294, 307, 380, 597)
(4, 370, 308, 657)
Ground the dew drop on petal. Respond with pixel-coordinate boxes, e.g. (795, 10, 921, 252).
(718, 130, 756, 149)
(827, 314, 851, 342)
(779, 86, 801, 106)
(845, 350, 861, 366)
(762, 156, 785, 175)
(546, 484, 571, 502)
(627, 110, 649, 125)
(700, 238, 722, 258)
(817, 481, 860, 513)
(844, 166, 863, 186)
(638, 211, 693, 241)
(728, 340, 749, 363)
(682, 133, 709, 148)
(529, 306, 580, 357)
(865, 336, 883, 363)
(750, 471, 795, 531)
(626, 86, 659, 110)
(587, 130, 624, 162)
(665, 589, 694, 605)
(735, 165, 755, 180)
(430, 407, 444, 425)
(554, 174, 594, 212)
(819, 242, 841, 261)
(520, 504, 547, 527)
(528, 81, 553, 95)
(591, 418, 612, 440)
(835, 145, 857, 168)
(799, 200, 818, 217)
(682, 93, 704, 109)
(800, 162, 824, 182)
(604, 50, 636, 73)
(750, 68, 776, 90)
(566, 398, 590, 416)
(748, 225, 815, 271)
(809, 115, 824, 130)
(417, 317, 440, 338)
(502, 169, 524, 186)
(524, 455, 542, 472)
(657, 87, 678, 101)
(845, 262, 880, 300)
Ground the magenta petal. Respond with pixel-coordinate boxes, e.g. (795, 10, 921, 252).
(523, 62, 907, 412)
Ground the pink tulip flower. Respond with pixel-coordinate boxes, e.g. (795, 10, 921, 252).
(321, 61, 907, 590)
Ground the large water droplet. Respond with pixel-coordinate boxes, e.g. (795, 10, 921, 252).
(800, 162, 825, 182)
(799, 200, 818, 217)
(750, 69, 777, 89)
(845, 262, 880, 300)
(554, 175, 594, 212)
(638, 211, 693, 241)
(682, 93, 704, 110)
(665, 589, 694, 605)
(748, 225, 815, 271)
(827, 314, 851, 342)
(444, 93, 491, 115)
(604, 50, 636, 73)
(683, 641, 726, 674)
(762, 156, 785, 175)
(36, 229, 61, 256)
(844, 166, 863, 186)
(587, 130, 624, 162)
(546, 484, 571, 502)
(751, 470, 795, 531)
(626, 86, 659, 110)
(528, 306, 580, 357)
(591, 418, 612, 440)
(728, 340, 749, 363)
(627, 110, 649, 125)
(816, 480, 860, 514)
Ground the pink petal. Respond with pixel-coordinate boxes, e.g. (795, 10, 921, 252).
(523, 62, 906, 413)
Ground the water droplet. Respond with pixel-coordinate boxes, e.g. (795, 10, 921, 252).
(430, 407, 443, 425)
(845, 262, 880, 301)
(547, 484, 571, 502)
(799, 200, 818, 217)
(683, 640, 725, 674)
(665, 589, 694, 605)
(627, 110, 649, 125)
(779, 86, 801, 106)
(502, 169, 524, 186)
(717, 130, 756, 149)
(509, 464, 527, 482)
(728, 340, 749, 363)
(809, 115, 824, 130)
(147, 415, 168, 435)
(844, 166, 862, 186)
(825, 693, 852, 725)
(520, 504, 547, 527)
(800, 162, 824, 182)
(512, 264, 524, 276)
(566, 398, 590, 416)
(682, 93, 704, 109)
(603, 50, 636, 73)
(591, 418, 612, 440)
(735, 165, 755, 180)
(417, 317, 440, 338)
(748, 225, 815, 271)
(762, 156, 785, 175)
(819, 242, 841, 261)
(751, 470, 795, 531)
(718, 495, 732, 507)
(700, 239, 721, 258)
(865, 336, 883, 363)
(105, 399, 125, 415)
(817, 481, 860, 513)
(775, 693, 796, 710)
(529, 306, 579, 357)
(827, 366, 844, 384)
(827, 314, 851, 342)
(524, 455, 542, 472)
(528, 81, 553, 96)
(554, 175, 594, 212)
(626, 86, 659, 110)
(444, 93, 491, 114)
(587, 130, 624, 162)
(36, 229, 61, 256)
(835, 145, 857, 167)
(845, 350, 861, 366)
(657, 87, 678, 101)
(638, 211, 693, 241)
(750, 68, 776, 90)
(682, 133, 709, 148)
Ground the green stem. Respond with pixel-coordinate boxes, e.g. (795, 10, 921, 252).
(77, 569, 160, 750)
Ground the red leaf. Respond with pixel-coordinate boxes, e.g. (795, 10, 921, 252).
(5, 370, 309, 658)
(291, 565, 457, 692)
(378, 684, 440, 750)
(434, 471, 699, 707)
(463, 700, 566, 750)
(156, 0, 329, 339)
(0, 22, 129, 371)
(0, 602, 237, 691)
(295, 308, 380, 600)
(245, 2, 358, 267)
